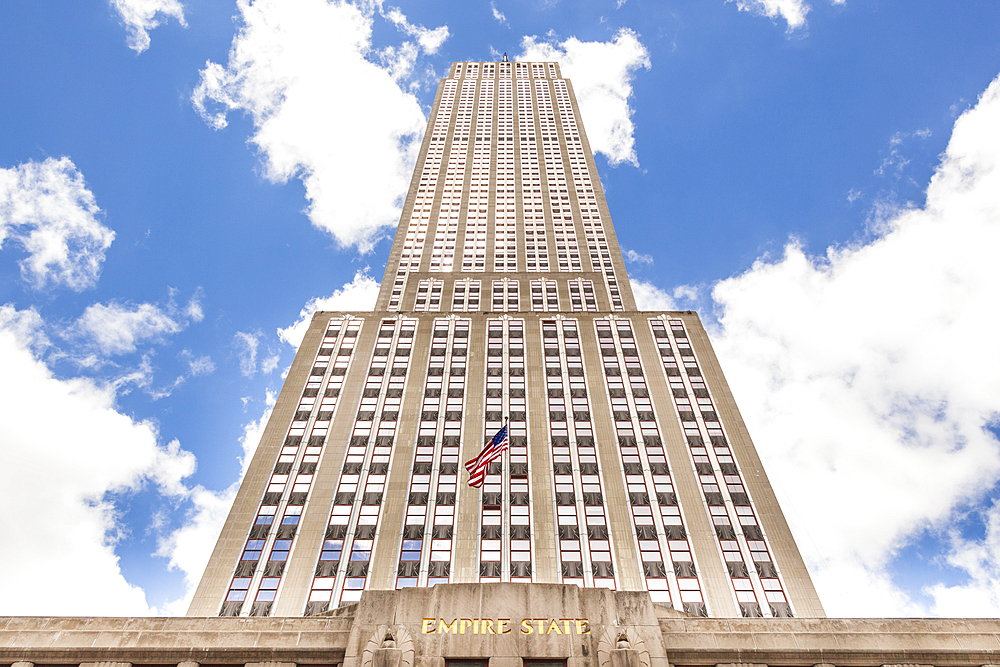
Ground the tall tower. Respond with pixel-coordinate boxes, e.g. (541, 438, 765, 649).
(188, 61, 824, 619)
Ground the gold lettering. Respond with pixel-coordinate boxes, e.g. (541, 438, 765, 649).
(561, 619, 572, 634)
(473, 619, 479, 634)
(575, 619, 591, 635)
(483, 619, 495, 634)
(439, 618, 459, 634)
(459, 619, 473, 635)
(535, 619, 546, 634)
(546, 620, 562, 635)
(422, 618, 436, 634)
(499, 618, 511, 634)
(521, 619, 534, 634)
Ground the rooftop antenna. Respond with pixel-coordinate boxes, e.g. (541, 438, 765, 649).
(502, 52, 509, 62)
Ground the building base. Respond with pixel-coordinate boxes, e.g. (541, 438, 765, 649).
(5, 583, 1000, 667)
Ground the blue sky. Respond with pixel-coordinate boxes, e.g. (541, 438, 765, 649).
(2, 0, 1000, 616)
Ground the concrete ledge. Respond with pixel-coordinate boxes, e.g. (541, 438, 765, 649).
(4, 585, 1000, 667)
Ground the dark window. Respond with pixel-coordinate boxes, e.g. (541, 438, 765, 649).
(446, 659, 488, 667)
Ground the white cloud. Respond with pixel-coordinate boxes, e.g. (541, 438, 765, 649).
(0, 305, 198, 615)
(234, 330, 281, 378)
(192, 0, 433, 252)
(624, 248, 653, 264)
(110, 0, 186, 53)
(234, 330, 261, 378)
(180, 349, 216, 377)
(490, 1, 508, 25)
(383, 6, 449, 54)
(73, 302, 183, 356)
(0, 157, 115, 291)
(0, 304, 49, 354)
(278, 269, 379, 348)
(728, 0, 810, 31)
(518, 29, 651, 166)
(632, 280, 700, 310)
(632, 280, 676, 310)
(261, 354, 280, 374)
(708, 72, 1000, 616)
(69, 291, 203, 357)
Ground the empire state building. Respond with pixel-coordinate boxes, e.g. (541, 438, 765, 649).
(187, 59, 824, 620)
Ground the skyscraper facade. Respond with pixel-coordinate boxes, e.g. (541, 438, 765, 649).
(188, 60, 824, 620)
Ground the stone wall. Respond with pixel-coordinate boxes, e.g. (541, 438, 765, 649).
(5, 584, 1000, 667)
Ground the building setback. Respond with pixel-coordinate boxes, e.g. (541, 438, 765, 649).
(6, 60, 999, 667)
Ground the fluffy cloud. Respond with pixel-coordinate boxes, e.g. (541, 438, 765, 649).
(192, 0, 434, 252)
(728, 0, 810, 31)
(0, 305, 198, 615)
(708, 72, 1000, 615)
(383, 7, 449, 54)
(69, 291, 204, 357)
(0, 157, 115, 291)
(518, 29, 651, 166)
(110, 0, 187, 53)
(278, 269, 379, 348)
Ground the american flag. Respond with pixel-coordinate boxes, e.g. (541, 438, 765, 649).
(465, 423, 509, 488)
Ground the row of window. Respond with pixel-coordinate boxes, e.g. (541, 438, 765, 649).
(396, 278, 604, 313)
(461, 80, 494, 272)
(453, 61, 559, 79)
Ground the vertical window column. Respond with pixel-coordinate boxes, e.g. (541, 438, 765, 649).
(537, 79, 575, 272)
(464, 78, 493, 272)
(546, 320, 615, 589)
(653, 318, 793, 618)
(517, 78, 543, 272)
(222, 319, 355, 617)
(393, 319, 466, 589)
(479, 319, 530, 582)
(304, 319, 414, 612)
(401, 80, 454, 272)
(596, 319, 707, 615)
(568, 279, 597, 312)
(431, 79, 474, 272)
(494, 79, 516, 272)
